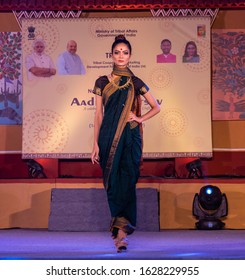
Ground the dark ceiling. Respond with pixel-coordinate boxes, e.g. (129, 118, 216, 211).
(0, 0, 245, 11)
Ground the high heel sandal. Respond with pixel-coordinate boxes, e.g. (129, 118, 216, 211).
(115, 229, 128, 253)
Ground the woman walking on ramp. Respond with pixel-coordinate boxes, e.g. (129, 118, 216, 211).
(91, 35, 160, 252)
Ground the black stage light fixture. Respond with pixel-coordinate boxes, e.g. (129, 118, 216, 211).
(26, 159, 47, 178)
(186, 159, 203, 178)
(192, 185, 228, 230)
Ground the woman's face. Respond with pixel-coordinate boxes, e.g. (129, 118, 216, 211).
(186, 44, 196, 56)
(112, 42, 131, 68)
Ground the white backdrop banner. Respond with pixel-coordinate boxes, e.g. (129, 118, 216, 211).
(22, 17, 212, 158)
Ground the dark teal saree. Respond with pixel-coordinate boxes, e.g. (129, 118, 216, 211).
(93, 65, 148, 235)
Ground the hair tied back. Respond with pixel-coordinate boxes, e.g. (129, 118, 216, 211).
(115, 34, 126, 41)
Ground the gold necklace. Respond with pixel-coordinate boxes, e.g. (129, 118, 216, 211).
(111, 76, 131, 90)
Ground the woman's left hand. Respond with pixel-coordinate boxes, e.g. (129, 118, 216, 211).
(128, 111, 141, 123)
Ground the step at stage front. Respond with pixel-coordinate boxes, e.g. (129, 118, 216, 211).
(48, 188, 159, 232)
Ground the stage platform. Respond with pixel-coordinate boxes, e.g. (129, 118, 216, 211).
(0, 228, 245, 260)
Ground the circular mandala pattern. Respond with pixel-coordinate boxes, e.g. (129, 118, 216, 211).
(150, 66, 173, 89)
(89, 19, 113, 40)
(160, 108, 188, 137)
(23, 109, 69, 153)
(197, 88, 210, 104)
(23, 20, 60, 55)
(182, 39, 210, 72)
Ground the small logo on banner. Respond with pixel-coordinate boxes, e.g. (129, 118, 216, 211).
(27, 26, 35, 40)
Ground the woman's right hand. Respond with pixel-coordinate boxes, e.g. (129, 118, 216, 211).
(91, 143, 100, 164)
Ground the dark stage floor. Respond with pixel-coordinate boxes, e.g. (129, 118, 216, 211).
(0, 228, 245, 260)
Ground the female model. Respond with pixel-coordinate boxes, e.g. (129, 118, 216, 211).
(91, 35, 160, 252)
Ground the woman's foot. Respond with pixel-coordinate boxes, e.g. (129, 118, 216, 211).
(115, 229, 128, 253)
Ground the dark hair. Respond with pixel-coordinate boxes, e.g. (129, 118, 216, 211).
(111, 35, 132, 54)
(161, 39, 171, 45)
